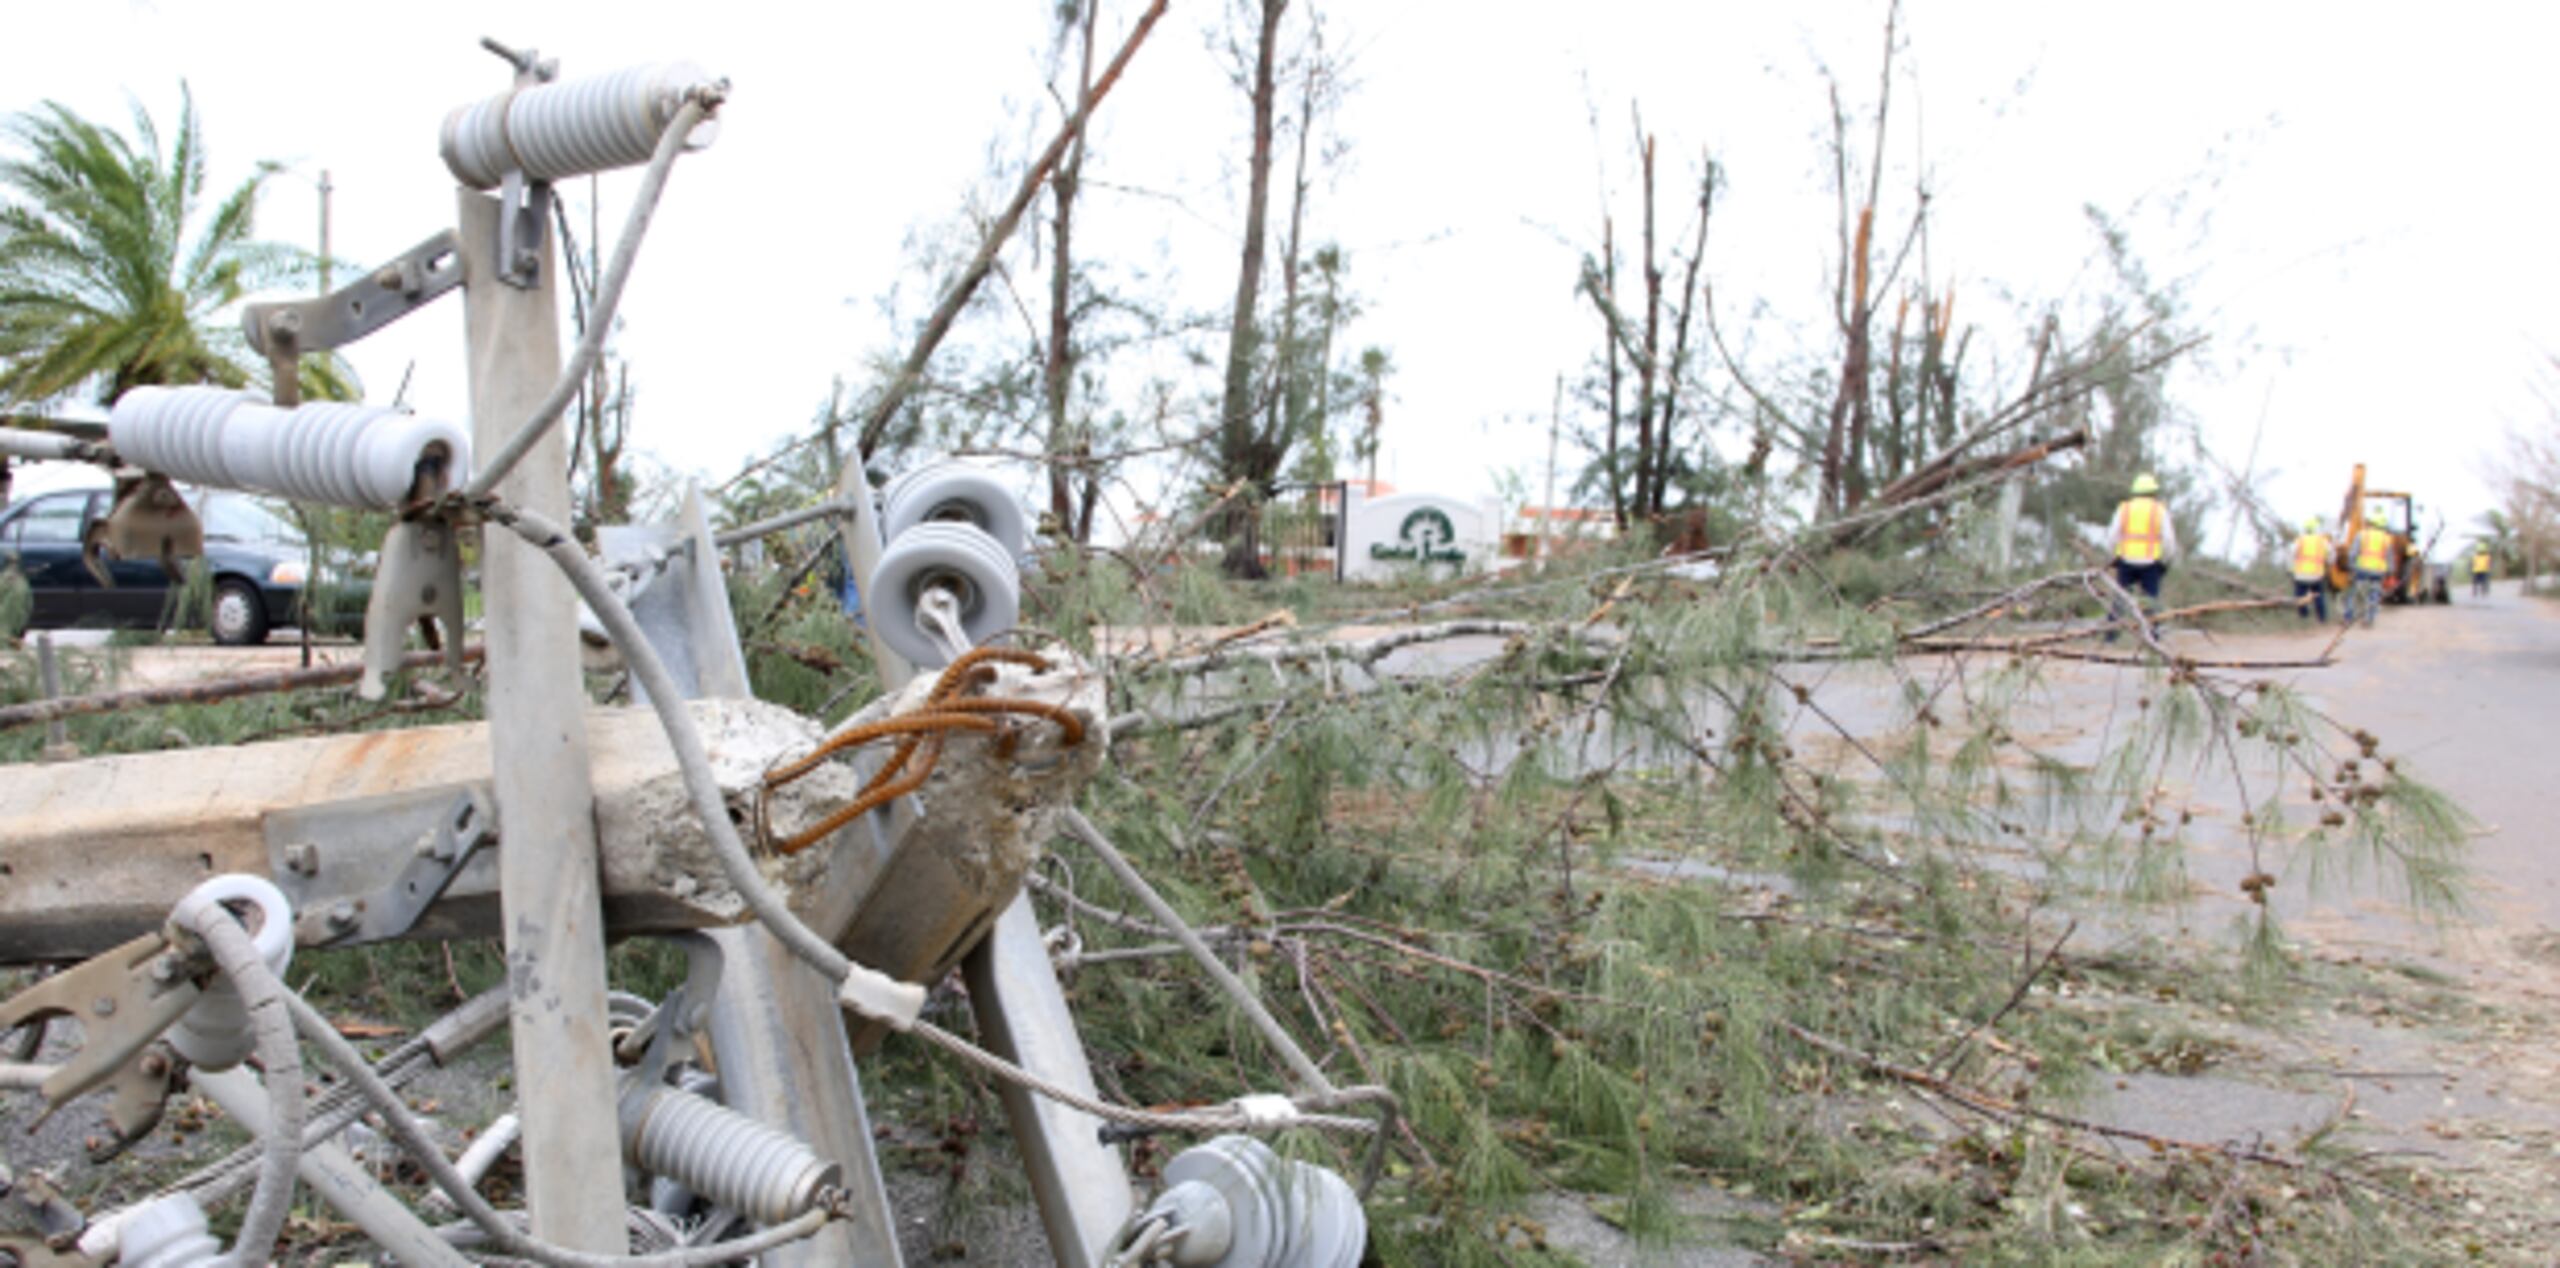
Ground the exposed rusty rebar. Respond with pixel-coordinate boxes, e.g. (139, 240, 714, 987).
(758, 645, 1076, 856)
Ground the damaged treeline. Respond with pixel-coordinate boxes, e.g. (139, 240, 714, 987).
(0, 486, 2479, 1260)
(854, 532, 2474, 1263)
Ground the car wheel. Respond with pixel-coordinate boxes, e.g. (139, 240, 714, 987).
(211, 579, 271, 646)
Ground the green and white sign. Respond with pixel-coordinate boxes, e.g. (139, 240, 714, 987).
(1370, 506, 1466, 562)
(1344, 492, 1488, 580)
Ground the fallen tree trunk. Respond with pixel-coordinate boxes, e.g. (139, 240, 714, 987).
(1867, 427, 2089, 510)
(0, 646, 484, 733)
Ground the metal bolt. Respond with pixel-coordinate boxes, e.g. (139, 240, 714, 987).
(91, 997, 115, 1018)
(285, 842, 320, 876)
(326, 901, 360, 931)
(417, 831, 454, 863)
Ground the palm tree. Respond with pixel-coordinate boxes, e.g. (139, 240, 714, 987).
(0, 86, 317, 408)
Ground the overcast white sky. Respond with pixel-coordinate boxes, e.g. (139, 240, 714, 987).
(8, 1, 2557, 553)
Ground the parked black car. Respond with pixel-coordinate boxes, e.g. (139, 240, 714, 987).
(0, 488, 367, 645)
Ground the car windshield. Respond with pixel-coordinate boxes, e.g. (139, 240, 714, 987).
(198, 492, 302, 545)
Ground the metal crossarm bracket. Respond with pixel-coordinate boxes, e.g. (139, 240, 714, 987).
(81, 474, 201, 587)
(265, 786, 497, 947)
(495, 170, 553, 289)
(0, 935, 197, 1132)
(0, 1168, 97, 1267)
(85, 1042, 182, 1163)
(360, 516, 469, 702)
(631, 931, 724, 1089)
(486, 40, 560, 289)
(242, 229, 464, 357)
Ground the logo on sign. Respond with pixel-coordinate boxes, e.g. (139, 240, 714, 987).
(1370, 507, 1465, 563)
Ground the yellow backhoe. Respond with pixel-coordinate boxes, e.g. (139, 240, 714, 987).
(2332, 463, 2447, 604)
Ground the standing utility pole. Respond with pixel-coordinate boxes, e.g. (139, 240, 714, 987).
(301, 170, 333, 670)
(1542, 373, 1562, 569)
(317, 170, 334, 294)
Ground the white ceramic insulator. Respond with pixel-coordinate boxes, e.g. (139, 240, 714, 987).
(619, 1082, 839, 1225)
(881, 459, 1031, 558)
(865, 521, 1024, 668)
(166, 874, 295, 1073)
(110, 386, 470, 509)
(441, 61, 720, 189)
(115, 1193, 221, 1268)
(1143, 1135, 1366, 1268)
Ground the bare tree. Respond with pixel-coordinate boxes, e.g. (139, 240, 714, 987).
(2490, 418, 2560, 588)
(1207, 0, 1289, 575)
(1578, 114, 1717, 529)
(1353, 343, 1391, 486)
(1817, 0, 1909, 515)
(847, 0, 1169, 463)
(557, 190, 635, 525)
(1043, 0, 1104, 543)
(1209, 0, 1359, 574)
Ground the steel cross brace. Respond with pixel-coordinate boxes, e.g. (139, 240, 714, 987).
(598, 487, 905, 1266)
(457, 184, 625, 1251)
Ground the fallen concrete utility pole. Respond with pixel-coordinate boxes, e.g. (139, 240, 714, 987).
(0, 698, 874, 962)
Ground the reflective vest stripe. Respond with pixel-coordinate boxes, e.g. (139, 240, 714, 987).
(2117, 498, 2165, 564)
(2292, 535, 2328, 581)
(2354, 529, 2390, 574)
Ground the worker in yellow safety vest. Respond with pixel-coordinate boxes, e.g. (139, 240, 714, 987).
(2105, 473, 2176, 640)
(2344, 519, 2394, 628)
(2472, 543, 2495, 599)
(2289, 518, 2332, 623)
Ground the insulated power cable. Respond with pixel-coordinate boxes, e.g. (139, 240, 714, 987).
(1060, 807, 1334, 1097)
(169, 886, 307, 1268)
(285, 992, 831, 1268)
